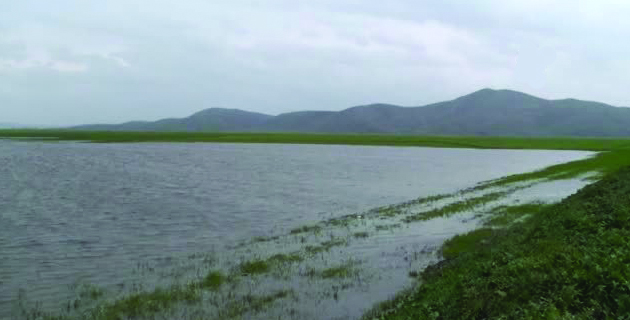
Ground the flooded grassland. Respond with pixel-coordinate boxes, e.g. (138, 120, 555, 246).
(0, 141, 599, 320)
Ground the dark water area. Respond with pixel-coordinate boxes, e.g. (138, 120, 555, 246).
(0, 141, 593, 318)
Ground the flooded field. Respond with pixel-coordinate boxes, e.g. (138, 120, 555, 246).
(0, 141, 594, 319)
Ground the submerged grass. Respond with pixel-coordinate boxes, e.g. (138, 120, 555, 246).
(326, 214, 357, 227)
(369, 166, 630, 319)
(404, 189, 519, 222)
(289, 224, 322, 235)
(88, 285, 199, 320)
(268, 252, 304, 264)
(239, 259, 271, 275)
(235, 251, 303, 277)
(353, 231, 369, 238)
(486, 202, 550, 226)
(305, 238, 347, 255)
(23, 250, 302, 319)
(76, 283, 105, 301)
(320, 265, 356, 279)
(306, 262, 358, 279)
(200, 271, 225, 290)
(375, 224, 401, 231)
(220, 290, 293, 319)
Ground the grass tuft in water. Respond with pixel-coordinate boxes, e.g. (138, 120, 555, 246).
(268, 252, 304, 263)
(375, 223, 401, 231)
(87, 285, 199, 320)
(290, 224, 322, 234)
(239, 259, 271, 275)
(377, 207, 402, 218)
(353, 231, 369, 238)
(76, 283, 105, 301)
(326, 214, 359, 227)
(221, 290, 293, 318)
(252, 235, 280, 243)
(405, 189, 519, 222)
(200, 270, 225, 290)
(321, 265, 356, 279)
(306, 262, 358, 279)
(305, 238, 348, 255)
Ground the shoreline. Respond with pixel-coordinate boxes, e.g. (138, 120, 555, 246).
(366, 165, 630, 319)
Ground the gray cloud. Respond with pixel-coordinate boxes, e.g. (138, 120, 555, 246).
(2, 0, 630, 125)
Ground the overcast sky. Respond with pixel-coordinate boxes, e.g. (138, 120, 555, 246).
(2, 0, 630, 126)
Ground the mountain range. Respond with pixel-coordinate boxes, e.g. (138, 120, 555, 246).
(73, 88, 630, 136)
(0, 123, 44, 129)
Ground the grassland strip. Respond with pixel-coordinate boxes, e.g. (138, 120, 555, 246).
(2, 130, 630, 151)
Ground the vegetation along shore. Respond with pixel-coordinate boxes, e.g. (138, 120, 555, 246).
(365, 161, 630, 319)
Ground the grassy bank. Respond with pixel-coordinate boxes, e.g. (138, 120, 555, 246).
(2, 129, 630, 151)
(366, 166, 630, 319)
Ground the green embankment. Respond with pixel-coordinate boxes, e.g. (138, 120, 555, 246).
(2, 129, 630, 151)
(366, 166, 630, 319)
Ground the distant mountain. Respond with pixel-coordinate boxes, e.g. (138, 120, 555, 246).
(75, 108, 272, 132)
(0, 123, 41, 129)
(72, 89, 630, 136)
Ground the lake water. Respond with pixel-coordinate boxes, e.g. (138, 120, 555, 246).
(0, 141, 594, 318)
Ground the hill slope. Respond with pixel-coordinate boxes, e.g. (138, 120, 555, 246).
(75, 108, 272, 132)
(73, 89, 630, 136)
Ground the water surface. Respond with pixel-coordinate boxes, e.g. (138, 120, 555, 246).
(0, 141, 593, 318)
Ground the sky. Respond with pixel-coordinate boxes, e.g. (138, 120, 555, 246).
(2, 0, 630, 126)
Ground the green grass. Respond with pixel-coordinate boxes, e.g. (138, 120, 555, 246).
(88, 285, 199, 320)
(404, 189, 521, 222)
(76, 283, 105, 301)
(221, 290, 293, 318)
(3, 129, 630, 151)
(368, 166, 630, 319)
(376, 207, 403, 218)
(251, 235, 280, 243)
(441, 228, 493, 259)
(200, 271, 225, 290)
(306, 262, 357, 279)
(375, 224, 401, 231)
(289, 224, 322, 234)
(239, 259, 271, 275)
(353, 231, 369, 238)
(237, 252, 304, 276)
(326, 214, 359, 227)
(305, 238, 347, 255)
(22, 250, 301, 320)
(268, 252, 304, 263)
(320, 264, 356, 279)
